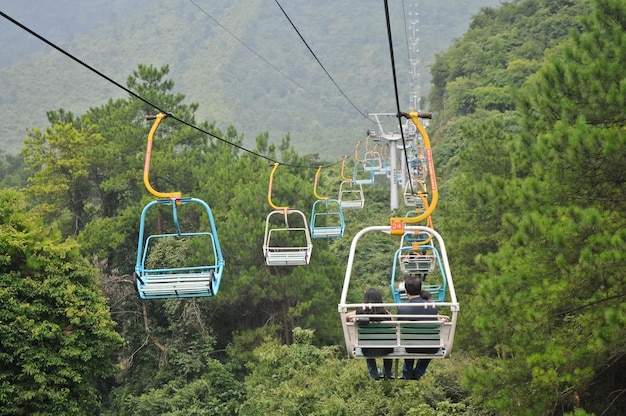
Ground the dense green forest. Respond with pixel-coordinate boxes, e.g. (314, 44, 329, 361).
(0, 0, 500, 157)
(1, 0, 625, 415)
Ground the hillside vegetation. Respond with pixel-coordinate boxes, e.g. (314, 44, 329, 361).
(1, 0, 500, 156)
(0, 0, 625, 415)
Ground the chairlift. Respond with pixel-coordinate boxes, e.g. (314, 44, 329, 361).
(391, 240, 446, 303)
(338, 181, 365, 209)
(403, 180, 428, 208)
(134, 113, 225, 299)
(263, 163, 313, 266)
(353, 140, 375, 185)
(338, 225, 459, 360)
(135, 197, 225, 299)
(310, 166, 345, 238)
(353, 161, 375, 185)
(338, 157, 364, 209)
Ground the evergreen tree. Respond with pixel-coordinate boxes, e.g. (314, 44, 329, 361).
(0, 189, 123, 415)
(461, 0, 626, 414)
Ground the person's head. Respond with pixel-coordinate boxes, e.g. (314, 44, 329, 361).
(404, 275, 422, 296)
(363, 287, 384, 303)
(420, 290, 432, 301)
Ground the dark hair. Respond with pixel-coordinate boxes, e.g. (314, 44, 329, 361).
(363, 287, 383, 303)
(404, 275, 422, 296)
(361, 287, 387, 316)
(420, 290, 432, 300)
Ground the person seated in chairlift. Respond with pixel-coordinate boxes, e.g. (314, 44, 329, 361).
(345, 288, 394, 380)
(397, 275, 438, 380)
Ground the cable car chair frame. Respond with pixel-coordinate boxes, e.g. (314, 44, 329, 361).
(310, 166, 345, 239)
(352, 140, 375, 185)
(391, 240, 447, 303)
(134, 113, 225, 299)
(362, 134, 385, 175)
(135, 197, 225, 299)
(338, 181, 365, 209)
(403, 180, 428, 208)
(338, 225, 459, 360)
(338, 156, 364, 209)
(263, 163, 313, 266)
(353, 161, 375, 185)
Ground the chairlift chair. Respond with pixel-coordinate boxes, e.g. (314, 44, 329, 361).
(135, 114, 225, 299)
(135, 197, 225, 299)
(264, 209, 313, 265)
(338, 225, 458, 360)
(392, 242, 446, 303)
(263, 163, 313, 266)
(338, 180, 365, 209)
(310, 167, 345, 238)
(403, 180, 428, 208)
(338, 157, 364, 209)
(353, 161, 375, 185)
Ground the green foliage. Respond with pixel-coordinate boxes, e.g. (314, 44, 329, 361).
(22, 122, 104, 236)
(112, 360, 244, 416)
(0, 152, 28, 189)
(437, 0, 626, 414)
(0, 189, 124, 415)
(241, 331, 486, 416)
(429, 0, 591, 118)
(1, 0, 504, 157)
(4, 0, 626, 413)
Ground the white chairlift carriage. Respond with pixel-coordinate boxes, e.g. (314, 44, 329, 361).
(263, 163, 313, 266)
(338, 156, 365, 209)
(338, 226, 459, 360)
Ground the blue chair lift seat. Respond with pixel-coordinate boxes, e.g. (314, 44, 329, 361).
(392, 243, 447, 303)
(135, 198, 225, 300)
(310, 199, 346, 239)
(353, 161, 375, 185)
(402, 220, 431, 243)
(377, 158, 391, 176)
(138, 269, 217, 298)
(363, 152, 383, 174)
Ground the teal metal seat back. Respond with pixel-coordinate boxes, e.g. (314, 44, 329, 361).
(353, 161, 375, 185)
(135, 197, 225, 299)
(391, 244, 447, 303)
(310, 199, 345, 239)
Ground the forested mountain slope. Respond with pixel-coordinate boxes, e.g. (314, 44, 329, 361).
(431, 0, 626, 414)
(1, 0, 625, 415)
(1, 0, 500, 156)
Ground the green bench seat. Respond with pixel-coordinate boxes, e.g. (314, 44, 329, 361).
(353, 319, 444, 358)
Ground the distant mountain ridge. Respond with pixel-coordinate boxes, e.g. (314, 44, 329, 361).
(0, 0, 502, 157)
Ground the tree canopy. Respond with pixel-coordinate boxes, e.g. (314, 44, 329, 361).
(0, 189, 123, 415)
(0, 0, 625, 414)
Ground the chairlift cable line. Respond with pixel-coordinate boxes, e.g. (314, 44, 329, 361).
(188, 0, 326, 103)
(273, 0, 376, 124)
(382, 0, 416, 196)
(0, 10, 344, 170)
(191, 0, 375, 126)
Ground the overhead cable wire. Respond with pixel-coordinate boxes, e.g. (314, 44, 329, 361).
(0, 10, 344, 170)
(273, 0, 375, 124)
(189, 0, 325, 103)
(382, 0, 415, 194)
